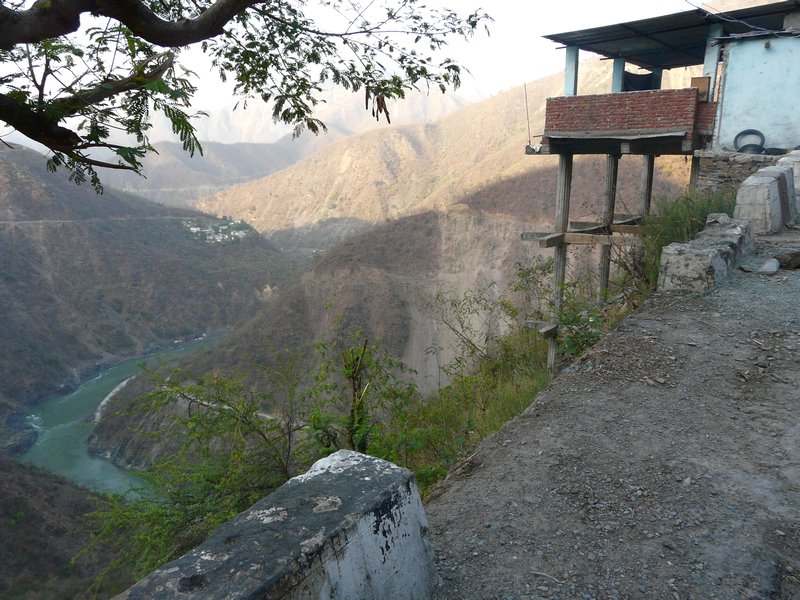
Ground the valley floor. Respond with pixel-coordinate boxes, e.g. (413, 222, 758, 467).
(425, 229, 800, 600)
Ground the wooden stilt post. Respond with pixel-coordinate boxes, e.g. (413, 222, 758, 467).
(689, 154, 701, 191)
(598, 154, 619, 301)
(642, 154, 655, 215)
(548, 153, 573, 373)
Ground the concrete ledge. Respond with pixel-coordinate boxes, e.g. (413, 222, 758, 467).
(657, 217, 753, 293)
(116, 450, 437, 599)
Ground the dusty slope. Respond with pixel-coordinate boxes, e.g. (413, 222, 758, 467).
(101, 89, 468, 206)
(196, 60, 694, 237)
(426, 230, 800, 600)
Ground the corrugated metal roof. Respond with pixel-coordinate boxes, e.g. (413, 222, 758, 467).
(544, 1, 800, 69)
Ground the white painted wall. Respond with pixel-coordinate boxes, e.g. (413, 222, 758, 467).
(715, 36, 800, 152)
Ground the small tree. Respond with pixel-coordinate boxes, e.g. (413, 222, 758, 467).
(88, 366, 313, 583)
(308, 336, 418, 455)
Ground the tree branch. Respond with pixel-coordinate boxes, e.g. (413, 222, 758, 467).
(0, 52, 173, 161)
(0, 93, 81, 152)
(0, 0, 264, 51)
(53, 52, 174, 118)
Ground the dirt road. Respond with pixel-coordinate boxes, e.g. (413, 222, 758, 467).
(426, 229, 800, 600)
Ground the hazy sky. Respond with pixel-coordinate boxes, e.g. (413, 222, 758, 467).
(189, 0, 696, 109)
(2, 0, 712, 148)
(442, 0, 696, 99)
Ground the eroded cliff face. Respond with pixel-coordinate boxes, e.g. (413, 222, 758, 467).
(88, 207, 549, 467)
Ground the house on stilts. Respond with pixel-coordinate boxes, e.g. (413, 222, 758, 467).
(527, 1, 800, 368)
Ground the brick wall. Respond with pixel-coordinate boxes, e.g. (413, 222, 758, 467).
(696, 102, 718, 137)
(544, 88, 700, 138)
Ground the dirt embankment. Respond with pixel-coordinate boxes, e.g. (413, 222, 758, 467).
(425, 230, 800, 600)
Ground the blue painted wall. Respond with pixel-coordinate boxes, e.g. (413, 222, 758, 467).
(715, 36, 800, 152)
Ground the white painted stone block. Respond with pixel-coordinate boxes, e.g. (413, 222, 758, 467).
(777, 152, 800, 215)
(734, 175, 784, 233)
(116, 450, 438, 600)
(759, 165, 797, 223)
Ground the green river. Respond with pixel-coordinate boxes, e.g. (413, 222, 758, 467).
(19, 340, 210, 495)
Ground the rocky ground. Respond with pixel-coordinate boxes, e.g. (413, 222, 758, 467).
(425, 228, 800, 600)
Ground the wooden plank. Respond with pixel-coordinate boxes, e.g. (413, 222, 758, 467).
(538, 233, 565, 248)
(539, 324, 559, 339)
(540, 232, 623, 248)
(642, 154, 655, 215)
(571, 224, 606, 234)
(610, 224, 645, 235)
(520, 231, 550, 240)
(564, 232, 613, 245)
(569, 214, 641, 229)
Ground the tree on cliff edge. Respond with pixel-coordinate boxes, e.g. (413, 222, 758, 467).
(0, 0, 488, 189)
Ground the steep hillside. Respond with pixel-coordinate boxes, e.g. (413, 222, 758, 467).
(0, 145, 299, 449)
(196, 60, 694, 243)
(0, 454, 131, 598)
(100, 141, 304, 207)
(91, 204, 577, 468)
(100, 89, 469, 207)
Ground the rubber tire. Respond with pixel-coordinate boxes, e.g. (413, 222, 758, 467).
(734, 129, 765, 151)
(737, 143, 764, 154)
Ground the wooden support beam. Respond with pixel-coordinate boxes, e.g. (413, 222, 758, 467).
(610, 224, 644, 235)
(642, 155, 655, 216)
(690, 154, 701, 190)
(524, 321, 559, 338)
(569, 215, 642, 229)
(539, 324, 559, 339)
(599, 153, 619, 301)
(521, 232, 546, 240)
(526, 226, 642, 244)
(537, 233, 565, 248)
(567, 233, 615, 245)
(549, 153, 573, 372)
(539, 232, 618, 248)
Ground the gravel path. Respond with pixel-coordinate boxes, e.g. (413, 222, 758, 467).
(425, 229, 800, 600)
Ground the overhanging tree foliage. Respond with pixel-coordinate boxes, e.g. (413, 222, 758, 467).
(0, 0, 489, 189)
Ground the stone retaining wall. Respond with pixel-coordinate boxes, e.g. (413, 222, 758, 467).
(694, 150, 782, 193)
(657, 215, 754, 293)
(116, 450, 437, 599)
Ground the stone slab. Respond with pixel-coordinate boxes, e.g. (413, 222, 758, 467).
(658, 219, 753, 292)
(734, 175, 784, 234)
(759, 165, 797, 223)
(116, 450, 437, 600)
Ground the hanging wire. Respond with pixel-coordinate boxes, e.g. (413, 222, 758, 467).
(683, 0, 777, 35)
(524, 82, 532, 146)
